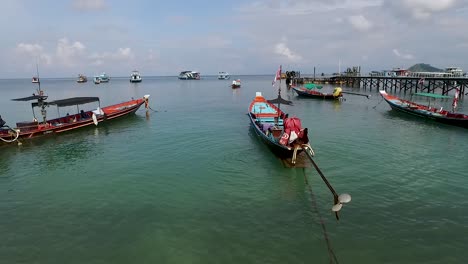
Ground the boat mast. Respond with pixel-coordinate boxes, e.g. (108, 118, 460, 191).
(35, 63, 47, 124)
(277, 65, 282, 118)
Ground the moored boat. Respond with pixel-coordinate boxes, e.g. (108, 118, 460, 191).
(231, 79, 241, 89)
(248, 92, 312, 164)
(130, 70, 142, 83)
(0, 88, 150, 146)
(292, 86, 342, 100)
(218, 72, 230, 80)
(379, 90, 468, 128)
(178, 71, 200, 80)
(77, 74, 87, 83)
(98, 72, 110, 82)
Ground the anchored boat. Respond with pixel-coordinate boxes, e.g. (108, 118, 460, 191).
(379, 90, 468, 128)
(0, 87, 150, 146)
(130, 70, 142, 83)
(77, 74, 88, 83)
(178, 71, 200, 80)
(218, 72, 230, 80)
(292, 85, 343, 100)
(231, 79, 241, 89)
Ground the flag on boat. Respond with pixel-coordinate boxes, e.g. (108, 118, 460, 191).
(418, 78, 425, 85)
(272, 65, 282, 86)
(452, 88, 459, 111)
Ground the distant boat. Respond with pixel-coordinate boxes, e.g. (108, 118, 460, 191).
(178, 71, 200, 80)
(130, 70, 142, 83)
(98, 72, 110, 82)
(231, 79, 241, 89)
(32, 77, 39, 83)
(77, 74, 87, 83)
(218, 72, 230, 80)
(93, 76, 101, 84)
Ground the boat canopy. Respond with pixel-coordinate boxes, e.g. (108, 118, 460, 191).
(12, 95, 48, 101)
(304, 83, 323, 90)
(413, 92, 452, 99)
(48, 97, 100, 107)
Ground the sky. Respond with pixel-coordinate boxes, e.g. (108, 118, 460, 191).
(1, 0, 468, 78)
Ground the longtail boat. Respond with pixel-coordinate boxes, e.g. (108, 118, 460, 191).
(379, 90, 468, 128)
(248, 92, 313, 164)
(0, 88, 150, 146)
(248, 66, 314, 165)
(292, 86, 343, 100)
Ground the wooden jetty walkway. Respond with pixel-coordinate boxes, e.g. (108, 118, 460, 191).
(296, 76, 468, 96)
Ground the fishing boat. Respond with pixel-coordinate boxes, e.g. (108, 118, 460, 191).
(77, 74, 87, 83)
(379, 90, 468, 128)
(231, 79, 241, 89)
(178, 71, 200, 80)
(130, 70, 142, 83)
(292, 85, 343, 100)
(32, 77, 39, 83)
(0, 87, 150, 146)
(218, 72, 230, 80)
(248, 66, 313, 165)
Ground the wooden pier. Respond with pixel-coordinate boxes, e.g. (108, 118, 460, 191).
(296, 76, 468, 96)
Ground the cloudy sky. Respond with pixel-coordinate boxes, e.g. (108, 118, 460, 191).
(1, 0, 467, 78)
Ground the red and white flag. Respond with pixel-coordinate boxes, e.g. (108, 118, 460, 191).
(272, 65, 282, 86)
(452, 88, 459, 111)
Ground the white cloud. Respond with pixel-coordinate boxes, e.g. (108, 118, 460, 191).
(392, 49, 414, 59)
(238, 0, 383, 15)
(72, 0, 107, 11)
(386, 0, 457, 20)
(56, 38, 86, 67)
(89, 48, 134, 65)
(15, 43, 52, 65)
(348, 15, 373, 31)
(274, 43, 302, 62)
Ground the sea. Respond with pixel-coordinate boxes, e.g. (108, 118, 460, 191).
(1, 75, 467, 264)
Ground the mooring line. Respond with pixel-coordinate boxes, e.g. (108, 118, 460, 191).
(373, 97, 384, 109)
(302, 168, 339, 264)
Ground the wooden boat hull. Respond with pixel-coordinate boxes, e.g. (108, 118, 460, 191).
(379, 90, 468, 128)
(1, 97, 148, 145)
(248, 113, 298, 159)
(248, 93, 309, 161)
(292, 86, 341, 100)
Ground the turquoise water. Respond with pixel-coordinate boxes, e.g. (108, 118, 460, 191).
(1, 76, 467, 263)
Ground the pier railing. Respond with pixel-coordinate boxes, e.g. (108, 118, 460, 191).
(294, 76, 468, 96)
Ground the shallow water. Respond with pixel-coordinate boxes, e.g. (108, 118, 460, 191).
(1, 76, 467, 263)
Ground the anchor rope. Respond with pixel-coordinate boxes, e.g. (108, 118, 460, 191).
(147, 106, 159, 112)
(373, 97, 384, 109)
(302, 168, 339, 264)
